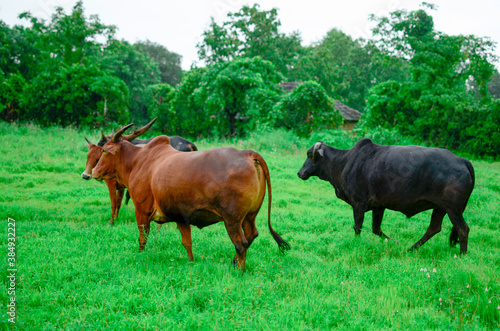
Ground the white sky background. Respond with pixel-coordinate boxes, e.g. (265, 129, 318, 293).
(1, 0, 499, 70)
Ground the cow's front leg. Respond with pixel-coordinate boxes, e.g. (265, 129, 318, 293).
(105, 180, 118, 225)
(353, 207, 365, 235)
(372, 208, 399, 243)
(136, 213, 151, 252)
(114, 186, 125, 221)
(177, 222, 194, 261)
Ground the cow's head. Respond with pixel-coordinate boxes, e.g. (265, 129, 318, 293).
(92, 118, 157, 181)
(82, 130, 114, 180)
(81, 138, 103, 180)
(298, 142, 325, 180)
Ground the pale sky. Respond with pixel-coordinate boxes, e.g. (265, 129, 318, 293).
(1, 0, 499, 70)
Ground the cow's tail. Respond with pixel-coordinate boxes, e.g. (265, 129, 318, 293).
(465, 159, 475, 189)
(253, 153, 291, 253)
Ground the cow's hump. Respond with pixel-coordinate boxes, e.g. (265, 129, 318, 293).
(353, 137, 374, 150)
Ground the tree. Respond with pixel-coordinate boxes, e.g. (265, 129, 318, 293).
(8, 2, 128, 126)
(145, 83, 175, 133)
(170, 67, 211, 138)
(134, 40, 183, 86)
(100, 39, 161, 122)
(370, 4, 496, 94)
(487, 70, 500, 99)
(0, 71, 26, 121)
(24, 63, 128, 126)
(365, 4, 499, 157)
(0, 21, 26, 77)
(273, 81, 342, 137)
(292, 28, 408, 111)
(88, 74, 130, 125)
(196, 57, 283, 137)
(197, 4, 303, 79)
(41, 1, 116, 66)
(197, 17, 240, 65)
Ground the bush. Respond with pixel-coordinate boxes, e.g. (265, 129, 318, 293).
(196, 57, 284, 137)
(273, 81, 342, 137)
(364, 81, 500, 158)
(23, 63, 129, 127)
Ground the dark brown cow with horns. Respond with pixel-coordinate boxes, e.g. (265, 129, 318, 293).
(91, 121, 290, 271)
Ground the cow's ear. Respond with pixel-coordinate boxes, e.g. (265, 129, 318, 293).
(312, 142, 324, 162)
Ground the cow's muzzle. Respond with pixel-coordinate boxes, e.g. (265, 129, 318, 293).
(81, 173, 91, 180)
(297, 171, 309, 180)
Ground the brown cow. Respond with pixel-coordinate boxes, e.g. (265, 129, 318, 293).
(83, 137, 130, 225)
(91, 123, 290, 271)
(81, 120, 156, 225)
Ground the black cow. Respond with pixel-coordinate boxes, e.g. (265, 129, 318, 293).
(298, 138, 475, 254)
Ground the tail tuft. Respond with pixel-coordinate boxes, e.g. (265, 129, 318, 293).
(272, 230, 291, 253)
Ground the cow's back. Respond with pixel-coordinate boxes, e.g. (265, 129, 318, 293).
(151, 148, 266, 221)
(343, 141, 474, 215)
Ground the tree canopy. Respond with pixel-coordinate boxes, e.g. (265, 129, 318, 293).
(1, 2, 499, 157)
(365, 3, 499, 156)
(0, 1, 182, 126)
(195, 57, 284, 137)
(197, 4, 303, 79)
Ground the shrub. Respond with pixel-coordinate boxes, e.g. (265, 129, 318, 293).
(273, 81, 342, 137)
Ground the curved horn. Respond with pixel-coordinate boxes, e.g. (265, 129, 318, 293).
(123, 117, 157, 141)
(112, 123, 134, 142)
(312, 142, 323, 163)
(101, 131, 106, 140)
(85, 137, 93, 146)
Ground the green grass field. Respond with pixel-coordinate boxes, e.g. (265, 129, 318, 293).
(1, 122, 500, 330)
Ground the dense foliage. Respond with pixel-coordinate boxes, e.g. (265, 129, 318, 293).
(0, 1, 182, 126)
(274, 81, 342, 137)
(1, 2, 499, 157)
(195, 57, 284, 137)
(364, 4, 499, 157)
(197, 4, 303, 80)
(291, 29, 409, 111)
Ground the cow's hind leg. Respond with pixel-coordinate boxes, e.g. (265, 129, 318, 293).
(177, 223, 194, 261)
(242, 213, 259, 249)
(409, 208, 445, 252)
(447, 211, 469, 254)
(449, 226, 459, 247)
(222, 216, 248, 272)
